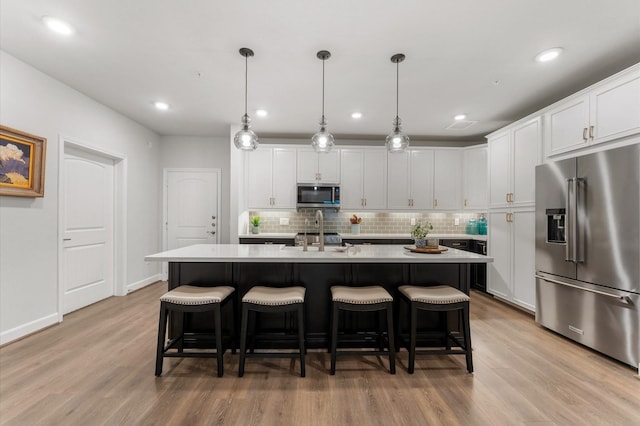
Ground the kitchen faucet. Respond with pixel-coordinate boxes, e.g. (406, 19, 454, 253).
(315, 209, 324, 252)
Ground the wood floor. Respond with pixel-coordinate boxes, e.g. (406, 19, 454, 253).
(1, 282, 639, 425)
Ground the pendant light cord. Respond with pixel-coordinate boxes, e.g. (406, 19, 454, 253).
(321, 58, 325, 118)
(244, 54, 248, 116)
(395, 60, 399, 120)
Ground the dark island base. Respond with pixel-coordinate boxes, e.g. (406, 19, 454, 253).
(168, 262, 470, 349)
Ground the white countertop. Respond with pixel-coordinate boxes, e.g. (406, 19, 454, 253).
(145, 244, 493, 264)
(238, 232, 487, 241)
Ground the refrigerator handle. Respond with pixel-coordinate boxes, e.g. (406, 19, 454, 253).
(535, 275, 631, 304)
(565, 178, 574, 262)
(575, 177, 586, 263)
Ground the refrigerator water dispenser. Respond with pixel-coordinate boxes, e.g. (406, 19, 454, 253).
(546, 208, 566, 244)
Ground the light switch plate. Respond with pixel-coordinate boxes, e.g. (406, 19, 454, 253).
(410, 218, 416, 226)
(280, 217, 289, 226)
(454, 218, 460, 225)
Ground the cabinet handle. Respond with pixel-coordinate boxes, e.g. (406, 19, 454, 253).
(582, 127, 588, 141)
(510, 193, 514, 202)
(434, 199, 438, 208)
(506, 212, 513, 223)
(506, 193, 510, 203)
(364, 198, 367, 207)
(464, 199, 468, 207)
(589, 126, 594, 140)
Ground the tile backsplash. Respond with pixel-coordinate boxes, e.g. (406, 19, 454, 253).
(247, 210, 483, 235)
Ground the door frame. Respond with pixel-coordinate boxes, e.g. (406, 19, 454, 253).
(162, 168, 221, 279)
(57, 135, 128, 322)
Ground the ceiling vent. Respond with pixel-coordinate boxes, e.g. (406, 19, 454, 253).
(446, 120, 478, 130)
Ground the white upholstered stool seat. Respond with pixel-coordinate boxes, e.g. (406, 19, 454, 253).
(160, 285, 234, 305)
(242, 286, 305, 306)
(331, 285, 393, 304)
(398, 285, 470, 305)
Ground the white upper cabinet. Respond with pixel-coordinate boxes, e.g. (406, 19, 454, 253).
(387, 149, 434, 210)
(545, 65, 640, 157)
(488, 116, 541, 208)
(296, 149, 340, 183)
(247, 147, 297, 209)
(340, 148, 387, 210)
(462, 145, 487, 210)
(433, 149, 462, 210)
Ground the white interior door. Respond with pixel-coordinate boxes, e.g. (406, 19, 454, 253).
(166, 169, 220, 250)
(62, 148, 115, 314)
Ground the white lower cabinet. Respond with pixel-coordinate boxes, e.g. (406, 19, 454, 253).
(487, 209, 536, 311)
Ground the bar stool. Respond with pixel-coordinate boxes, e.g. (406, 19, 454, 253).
(239, 286, 306, 377)
(398, 285, 473, 373)
(330, 285, 396, 375)
(155, 285, 235, 377)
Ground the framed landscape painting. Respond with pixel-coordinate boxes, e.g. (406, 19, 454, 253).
(0, 125, 47, 197)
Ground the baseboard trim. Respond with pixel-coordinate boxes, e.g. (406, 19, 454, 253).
(127, 274, 163, 293)
(0, 313, 59, 346)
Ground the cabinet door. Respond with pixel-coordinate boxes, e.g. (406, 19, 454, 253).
(512, 117, 541, 206)
(590, 70, 640, 145)
(487, 211, 512, 300)
(317, 150, 341, 183)
(512, 210, 536, 311)
(462, 146, 487, 210)
(362, 149, 387, 209)
(246, 148, 274, 209)
(544, 95, 590, 156)
(488, 132, 511, 208)
(296, 149, 319, 183)
(433, 149, 461, 210)
(272, 148, 297, 209)
(410, 150, 435, 209)
(340, 149, 364, 209)
(387, 151, 411, 209)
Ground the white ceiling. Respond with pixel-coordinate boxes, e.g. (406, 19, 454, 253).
(1, 0, 639, 142)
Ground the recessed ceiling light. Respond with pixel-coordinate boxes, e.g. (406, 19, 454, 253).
(154, 101, 169, 111)
(454, 114, 467, 121)
(256, 109, 268, 117)
(351, 112, 363, 119)
(535, 47, 563, 63)
(42, 16, 75, 36)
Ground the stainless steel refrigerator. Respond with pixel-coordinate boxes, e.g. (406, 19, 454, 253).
(535, 143, 639, 370)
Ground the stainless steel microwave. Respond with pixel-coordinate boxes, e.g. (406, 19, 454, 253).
(296, 184, 340, 209)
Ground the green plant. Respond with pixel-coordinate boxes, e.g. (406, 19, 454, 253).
(251, 216, 261, 227)
(411, 222, 433, 239)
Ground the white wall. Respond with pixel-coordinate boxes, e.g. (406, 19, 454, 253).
(0, 51, 162, 344)
(158, 135, 231, 243)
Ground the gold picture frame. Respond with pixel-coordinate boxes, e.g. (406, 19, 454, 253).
(0, 125, 47, 197)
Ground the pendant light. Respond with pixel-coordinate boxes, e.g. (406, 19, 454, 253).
(233, 48, 259, 151)
(386, 53, 410, 153)
(311, 50, 335, 153)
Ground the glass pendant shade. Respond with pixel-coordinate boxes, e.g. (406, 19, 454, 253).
(234, 114, 259, 151)
(311, 116, 334, 153)
(386, 117, 410, 153)
(234, 47, 258, 151)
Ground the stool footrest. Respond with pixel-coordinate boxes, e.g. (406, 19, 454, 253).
(163, 351, 222, 358)
(242, 352, 302, 359)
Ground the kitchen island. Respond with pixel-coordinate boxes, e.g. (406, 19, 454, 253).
(145, 244, 492, 348)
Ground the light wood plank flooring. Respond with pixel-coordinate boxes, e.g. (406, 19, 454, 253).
(1, 282, 639, 425)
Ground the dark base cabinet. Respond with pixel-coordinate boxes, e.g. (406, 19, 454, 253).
(239, 237, 295, 246)
(167, 261, 470, 349)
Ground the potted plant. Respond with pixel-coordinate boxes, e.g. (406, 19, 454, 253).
(250, 216, 261, 234)
(411, 222, 433, 248)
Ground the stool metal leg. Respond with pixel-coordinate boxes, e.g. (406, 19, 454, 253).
(385, 302, 396, 374)
(330, 302, 339, 375)
(155, 302, 168, 376)
(462, 302, 473, 373)
(214, 304, 223, 377)
(408, 302, 417, 374)
(297, 304, 306, 377)
(238, 304, 249, 377)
